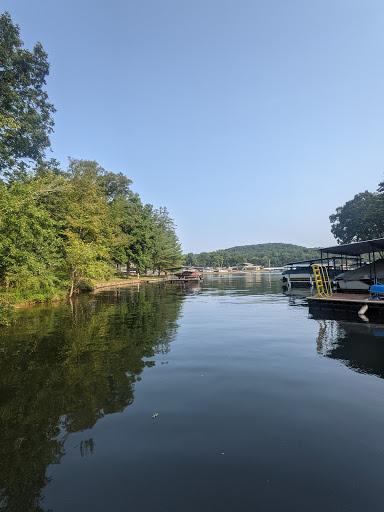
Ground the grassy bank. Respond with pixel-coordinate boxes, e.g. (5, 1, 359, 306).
(91, 276, 166, 292)
(0, 276, 167, 324)
(0, 288, 67, 309)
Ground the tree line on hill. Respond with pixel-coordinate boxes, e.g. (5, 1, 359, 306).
(185, 243, 320, 268)
(0, 12, 182, 303)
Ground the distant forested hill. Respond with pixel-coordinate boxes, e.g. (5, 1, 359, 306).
(185, 243, 320, 267)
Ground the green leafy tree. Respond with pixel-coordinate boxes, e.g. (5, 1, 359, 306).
(64, 232, 111, 297)
(0, 12, 55, 177)
(185, 253, 195, 266)
(61, 160, 115, 296)
(109, 194, 156, 273)
(151, 207, 183, 274)
(330, 182, 384, 243)
(28, 159, 117, 297)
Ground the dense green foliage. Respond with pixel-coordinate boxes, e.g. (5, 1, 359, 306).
(330, 180, 384, 243)
(185, 243, 319, 267)
(0, 285, 184, 511)
(0, 13, 182, 303)
(0, 159, 183, 301)
(0, 12, 55, 178)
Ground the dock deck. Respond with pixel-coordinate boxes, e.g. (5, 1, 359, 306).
(308, 293, 384, 322)
(308, 292, 381, 304)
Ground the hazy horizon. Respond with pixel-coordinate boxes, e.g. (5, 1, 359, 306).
(4, 0, 383, 253)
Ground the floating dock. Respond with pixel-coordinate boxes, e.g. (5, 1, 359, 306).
(308, 293, 384, 322)
(304, 238, 384, 323)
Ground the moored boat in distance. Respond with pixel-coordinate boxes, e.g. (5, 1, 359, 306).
(174, 269, 203, 281)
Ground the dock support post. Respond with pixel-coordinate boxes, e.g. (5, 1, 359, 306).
(358, 304, 368, 316)
(358, 303, 369, 322)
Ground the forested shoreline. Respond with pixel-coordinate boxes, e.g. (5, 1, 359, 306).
(0, 13, 182, 305)
(186, 243, 320, 268)
(2, 10, 382, 310)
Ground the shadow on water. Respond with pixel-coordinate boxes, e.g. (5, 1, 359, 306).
(0, 284, 184, 512)
(281, 285, 384, 380)
(315, 319, 384, 379)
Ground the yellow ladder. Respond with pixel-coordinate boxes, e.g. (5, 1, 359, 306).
(311, 264, 333, 297)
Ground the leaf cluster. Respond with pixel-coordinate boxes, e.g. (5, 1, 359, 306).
(329, 182, 384, 243)
(0, 12, 55, 177)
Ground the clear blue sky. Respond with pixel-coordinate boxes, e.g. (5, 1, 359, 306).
(4, 0, 384, 252)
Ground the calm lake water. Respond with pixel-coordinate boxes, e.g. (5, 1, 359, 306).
(2, 274, 384, 511)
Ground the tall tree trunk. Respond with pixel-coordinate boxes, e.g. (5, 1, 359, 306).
(69, 270, 76, 298)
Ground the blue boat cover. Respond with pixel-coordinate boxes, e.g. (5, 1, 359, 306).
(370, 284, 384, 294)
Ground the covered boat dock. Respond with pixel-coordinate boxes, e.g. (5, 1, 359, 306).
(282, 256, 360, 287)
(308, 238, 384, 322)
(319, 238, 384, 280)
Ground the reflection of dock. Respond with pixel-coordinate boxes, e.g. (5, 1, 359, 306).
(315, 319, 384, 379)
(166, 278, 202, 283)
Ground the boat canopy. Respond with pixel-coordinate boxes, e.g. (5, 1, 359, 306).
(335, 259, 384, 282)
(284, 256, 353, 267)
(321, 238, 384, 256)
(320, 238, 384, 285)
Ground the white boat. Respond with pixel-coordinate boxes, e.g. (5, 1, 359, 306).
(282, 262, 314, 286)
(282, 259, 342, 287)
(334, 259, 384, 292)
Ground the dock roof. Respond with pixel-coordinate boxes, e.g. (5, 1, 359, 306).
(284, 256, 347, 266)
(321, 237, 384, 256)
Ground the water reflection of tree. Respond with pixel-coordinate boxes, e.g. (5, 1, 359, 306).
(316, 319, 384, 379)
(0, 284, 184, 512)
